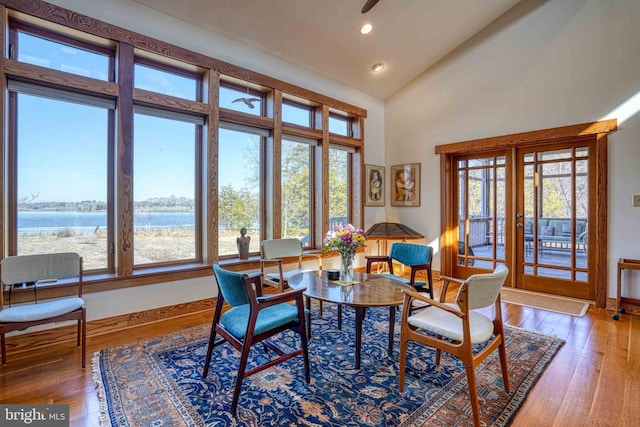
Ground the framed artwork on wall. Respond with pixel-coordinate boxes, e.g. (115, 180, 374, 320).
(391, 163, 420, 207)
(365, 164, 385, 206)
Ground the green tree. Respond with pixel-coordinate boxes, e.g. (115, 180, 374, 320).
(328, 148, 348, 220)
(218, 184, 257, 230)
(282, 141, 310, 236)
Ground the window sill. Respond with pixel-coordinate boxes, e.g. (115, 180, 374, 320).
(2, 251, 334, 305)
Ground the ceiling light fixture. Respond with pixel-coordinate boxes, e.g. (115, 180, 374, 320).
(360, 23, 373, 35)
(371, 63, 385, 72)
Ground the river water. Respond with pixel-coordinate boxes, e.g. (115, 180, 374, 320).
(17, 211, 195, 234)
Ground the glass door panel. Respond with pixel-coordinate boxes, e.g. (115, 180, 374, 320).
(516, 142, 593, 299)
(454, 153, 509, 277)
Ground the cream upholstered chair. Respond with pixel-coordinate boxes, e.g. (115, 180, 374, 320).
(0, 252, 86, 367)
(398, 264, 510, 427)
(260, 238, 321, 292)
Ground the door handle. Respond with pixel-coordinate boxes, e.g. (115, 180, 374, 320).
(516, 223, 524, 228)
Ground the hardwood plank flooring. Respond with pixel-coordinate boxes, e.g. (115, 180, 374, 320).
(0, 283, 638, 426)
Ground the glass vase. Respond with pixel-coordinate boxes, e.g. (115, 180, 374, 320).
(339, 252, 354, 285)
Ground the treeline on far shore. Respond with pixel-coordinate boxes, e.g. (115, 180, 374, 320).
(18, 196, 195, 212)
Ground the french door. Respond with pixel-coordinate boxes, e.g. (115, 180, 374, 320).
(453, 152, 512, 282)
(515, 140, 595, 299)
(451, 140, 596, 300)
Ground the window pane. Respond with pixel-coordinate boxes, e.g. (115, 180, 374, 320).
(540, 162, 572, 218)
(218, 128, 262, 256)
(538, 148, 572, 161)
(133, 113, 197, 265)
(282, 138, 311, 244)
(329, 147, 348, 227)
(219, 85, 263, 116)
(282, 103, 312, 127)
(17, 32, 110, 81)
(329, 116, 349, 136)
(16, 94, 110, 270)
(134, 63, 198, 101)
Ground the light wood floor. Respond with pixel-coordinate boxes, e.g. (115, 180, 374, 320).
(0, 283, 638, 427)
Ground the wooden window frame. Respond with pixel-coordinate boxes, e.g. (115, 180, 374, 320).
(0, 0, 367, 303)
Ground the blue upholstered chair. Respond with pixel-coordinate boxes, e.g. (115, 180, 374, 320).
(365, 242, 434, 298)
(398, 264, 510, 427)
(0, 252, 85, 367)
(202, 263, 310, 413)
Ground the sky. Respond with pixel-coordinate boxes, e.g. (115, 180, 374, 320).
(15, 32, 341, 204)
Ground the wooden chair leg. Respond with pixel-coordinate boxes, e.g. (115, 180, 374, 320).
(498, 338, 510, 392)
(202, 323, 218, 378)
(77, 319, 81, 347)
(398, 333, 408, 392)
(464, 364, 481, 427)
(1, 333, 6, 366)
(81, 310, 86, 369)
(231, 340, 253, 413)
(297, 311, 311, 383)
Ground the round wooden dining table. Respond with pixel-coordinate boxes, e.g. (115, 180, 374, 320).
(287, 270, 411, 369)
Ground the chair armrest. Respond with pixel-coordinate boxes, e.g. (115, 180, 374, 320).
(408, 263, 431, 270)
(365, 255, 390, 261)
(259, 258, 284, 283)
(408, 263, 432, 287)
(365, 256, 392, 273)
(243, 271, 264, 297)
(439, 275, 466, 284)
(402, 288, 465, 318)
(438, 275, 466, 303)
(256, 287, 306, 308)
(259, 258, 283, 266)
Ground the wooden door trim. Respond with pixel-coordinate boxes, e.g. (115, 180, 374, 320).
(438, 120, 616, 308)
(435, 120, 617, 155)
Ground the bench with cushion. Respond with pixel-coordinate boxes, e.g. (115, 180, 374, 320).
(524, 218, 587, 252)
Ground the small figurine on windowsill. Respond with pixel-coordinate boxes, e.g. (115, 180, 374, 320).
(237, 227, 250, 260)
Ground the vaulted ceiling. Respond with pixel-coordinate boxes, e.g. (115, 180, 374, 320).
(134, 0, 522, 100)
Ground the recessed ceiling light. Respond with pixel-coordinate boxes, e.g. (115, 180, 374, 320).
(371, 63, 385, 72)
(360, 23, 373, 35)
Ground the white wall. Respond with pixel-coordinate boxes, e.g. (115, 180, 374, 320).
(385, 0, 640, 298)
(41, 0, 385, 321)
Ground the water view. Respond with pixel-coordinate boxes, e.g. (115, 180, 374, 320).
(17, 211, 195, 235)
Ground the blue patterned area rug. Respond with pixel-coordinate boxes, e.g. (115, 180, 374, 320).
(93, 305, 563, 426)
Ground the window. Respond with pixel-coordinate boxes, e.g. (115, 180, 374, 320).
(282, 101, 312, 127)
(218, 126, 264, 257)
(328, 146, 350, 227)
(134, 62, 199, 101)
(329, 114, 351, 136)
(14, 25, 112, 81)
(12, 89, 113, 271)
(3, 6, 366, 290)
(133, 110, 200, 265)
(219, 84, 264, 116)
(281, 137, 312, 244)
